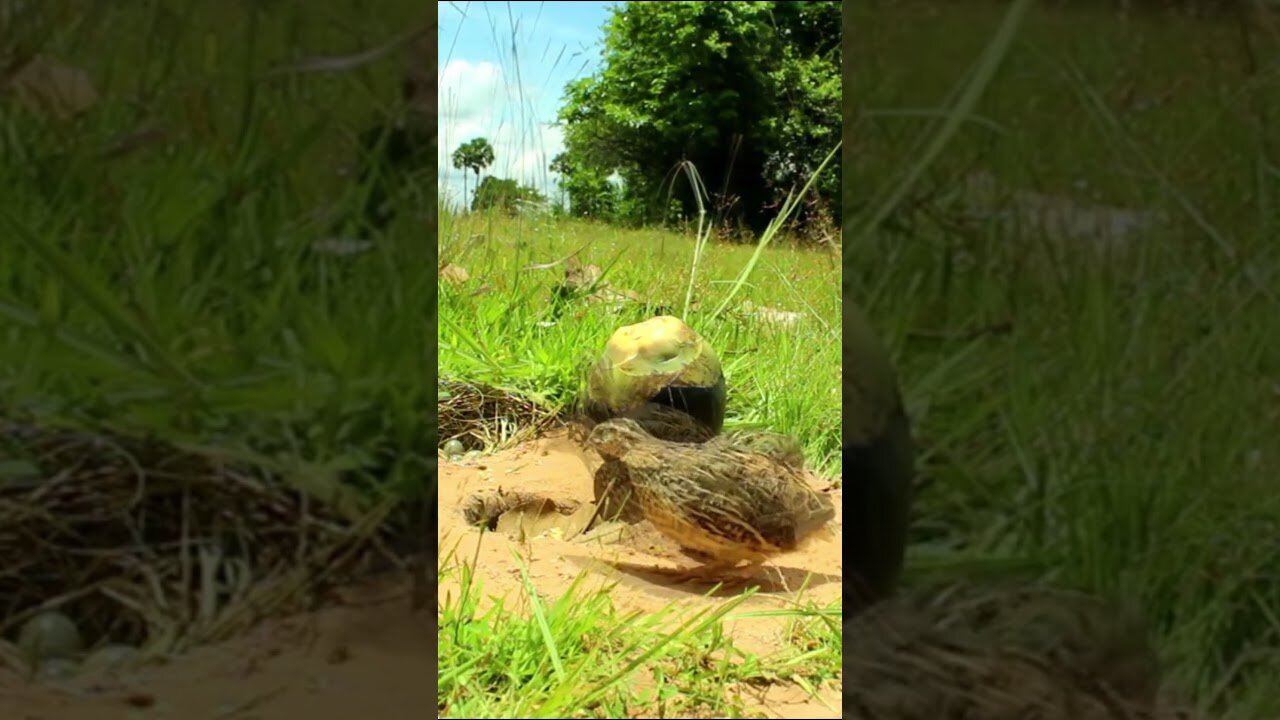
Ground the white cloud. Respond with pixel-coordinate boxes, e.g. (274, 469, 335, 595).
(438, 59, 566, 210)
(438, 59, 502, 126)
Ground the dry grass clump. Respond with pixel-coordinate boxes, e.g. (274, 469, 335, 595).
(0, 415, 395, 660)
(844, 582, 1206, 720)
(438, 379, 559, 452)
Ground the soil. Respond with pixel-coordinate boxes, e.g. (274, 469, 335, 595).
(0, 574, 435, 720)
(438, 430, 844, 719)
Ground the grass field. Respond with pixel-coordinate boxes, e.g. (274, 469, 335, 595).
(2, 3, 433, 473)
(437, 535, 842, 718)
(851, 1, 1280, 717)
(1, 1, 432, 481)
(437, 209, 842, 471)
(442, 1, 1280, 717)
(0, 0, 434, 682)
(436, 201, 845, 717)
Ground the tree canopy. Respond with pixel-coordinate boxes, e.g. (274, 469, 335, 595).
(451, 137, 495, 203)
(472, 176, 546, 214)
(556, 1, 840, 234)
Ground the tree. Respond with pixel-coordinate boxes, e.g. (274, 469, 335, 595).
(550, 151, 621, 220)
(451, 137, 495, 207)
(472, 176, 546, 214)
(556, 1, 841, 234)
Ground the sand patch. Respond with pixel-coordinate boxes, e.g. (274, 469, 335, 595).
(437, 429, 844, 718)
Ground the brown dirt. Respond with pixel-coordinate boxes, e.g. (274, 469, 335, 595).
(0, 574, 436, 720)
(438, 429, 844, 719)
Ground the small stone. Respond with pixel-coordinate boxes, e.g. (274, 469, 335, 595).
(36, 657, 79, 683)
(17, 611, 83, 663)
(80, 644, 141, 676)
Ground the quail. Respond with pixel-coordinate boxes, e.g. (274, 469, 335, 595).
(586, 418, 835, 580)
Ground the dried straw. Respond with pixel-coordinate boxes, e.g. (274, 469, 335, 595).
(0, 416, 395, 658)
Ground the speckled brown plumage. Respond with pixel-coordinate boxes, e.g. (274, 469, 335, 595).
(572, 403, 718, 523)
(715, 428, 806, 469)
(614, 402, 719, 444)
(586, 417, 834, 575)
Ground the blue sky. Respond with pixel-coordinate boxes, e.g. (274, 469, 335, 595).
(438, 1, 618, 209)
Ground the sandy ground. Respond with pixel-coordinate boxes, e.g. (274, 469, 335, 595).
(438, 430, 844, 719)
(0, 574, 436, 720)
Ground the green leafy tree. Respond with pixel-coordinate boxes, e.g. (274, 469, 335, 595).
(451, 137, 495, 207)
(550, 151, 621, 220)
(472, 176, 546, 214)
(557, 1, 840, 233)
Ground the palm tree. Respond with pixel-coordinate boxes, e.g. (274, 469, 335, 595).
(451, 137, 495, 208)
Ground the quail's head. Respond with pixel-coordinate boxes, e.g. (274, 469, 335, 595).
(586, 418, 648, 460)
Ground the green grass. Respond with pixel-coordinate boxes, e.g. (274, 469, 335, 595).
(0, 0, 434, 660)
(437, 538, 841, 719)
(0, 2, 432, 495)
(852, 1, 1280, 718)
(438, 209, 842, 476)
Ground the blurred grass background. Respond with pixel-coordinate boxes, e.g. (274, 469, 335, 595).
(0, 1, 434, 532)
(848, 1, 1280, 716)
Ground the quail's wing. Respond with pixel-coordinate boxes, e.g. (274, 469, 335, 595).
(646, 449, 783, 544)
(748, 480, 835, 549)
(718, 430, 805, 468)
(683, 448, 832, 550)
